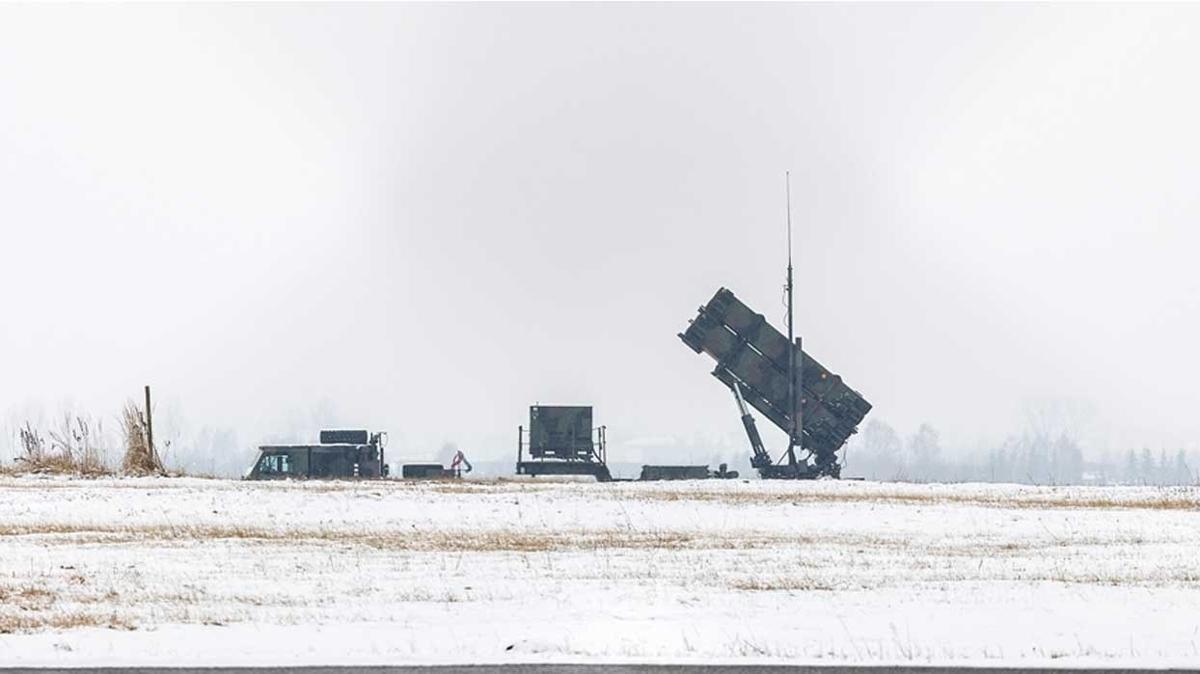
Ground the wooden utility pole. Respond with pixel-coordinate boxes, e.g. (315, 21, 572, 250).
(144, 385, 155, 465)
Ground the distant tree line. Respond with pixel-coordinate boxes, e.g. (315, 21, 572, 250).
(845, 418, 1197, 485)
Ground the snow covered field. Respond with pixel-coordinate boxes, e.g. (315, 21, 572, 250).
(0, 476, 1198, 667)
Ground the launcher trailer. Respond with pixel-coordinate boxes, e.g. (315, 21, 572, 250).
(680, 287, 871, 479)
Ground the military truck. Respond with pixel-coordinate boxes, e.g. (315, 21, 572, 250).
(246, 429, 388, 480)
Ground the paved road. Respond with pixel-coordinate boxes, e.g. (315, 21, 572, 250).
(4, 662, 1195, 666)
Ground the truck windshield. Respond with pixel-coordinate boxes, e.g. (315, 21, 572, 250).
(258, 454, 291, 475)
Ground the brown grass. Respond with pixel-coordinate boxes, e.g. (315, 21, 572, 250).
(620, 486, 1200, 512)
(729, 576, 837, 592)
(7, 473, 1190, 512)
(423, 480, 567, 494)
(0, 582, 133, 634)
(0, 520, 795, 552)
(344, 477, 1200, 512)
(0, 585, 56, 611)
(121, 402, 163, 476)
(0, 612, 134, 634)
(12, 418, 111, 476)
(0, 519, 1170, 561)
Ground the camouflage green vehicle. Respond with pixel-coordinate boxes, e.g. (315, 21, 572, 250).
(680, 287, 872, 479)
(516, 405, 612, 481)
(246, 429, 388, 480)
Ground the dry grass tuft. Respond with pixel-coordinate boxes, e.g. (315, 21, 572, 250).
(121, 402, 164, 476)
(13, 418, 111, 476)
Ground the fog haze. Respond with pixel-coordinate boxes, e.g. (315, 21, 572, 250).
(3, 4, 1198, 471)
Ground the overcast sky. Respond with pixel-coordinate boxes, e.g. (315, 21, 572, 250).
(2, 3, 1198, 465)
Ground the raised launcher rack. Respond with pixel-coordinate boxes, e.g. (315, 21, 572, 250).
(680, 287, 872, 479)
(516, 405, 612, 482)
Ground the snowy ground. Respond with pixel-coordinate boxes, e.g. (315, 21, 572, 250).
(0, 476, 1198, 667)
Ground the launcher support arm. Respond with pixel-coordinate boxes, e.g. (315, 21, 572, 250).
(732, 380, 773, 470)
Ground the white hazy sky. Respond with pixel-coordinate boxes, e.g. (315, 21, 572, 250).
(2, 4, 1198, 463)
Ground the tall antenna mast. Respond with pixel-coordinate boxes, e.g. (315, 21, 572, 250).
(785, 171, 798, 466)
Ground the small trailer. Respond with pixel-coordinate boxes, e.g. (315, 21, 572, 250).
(402, 451, 472, 480)
(639, 464, 739, 481)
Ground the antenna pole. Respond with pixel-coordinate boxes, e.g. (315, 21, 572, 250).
(785, 172, 798, 467)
